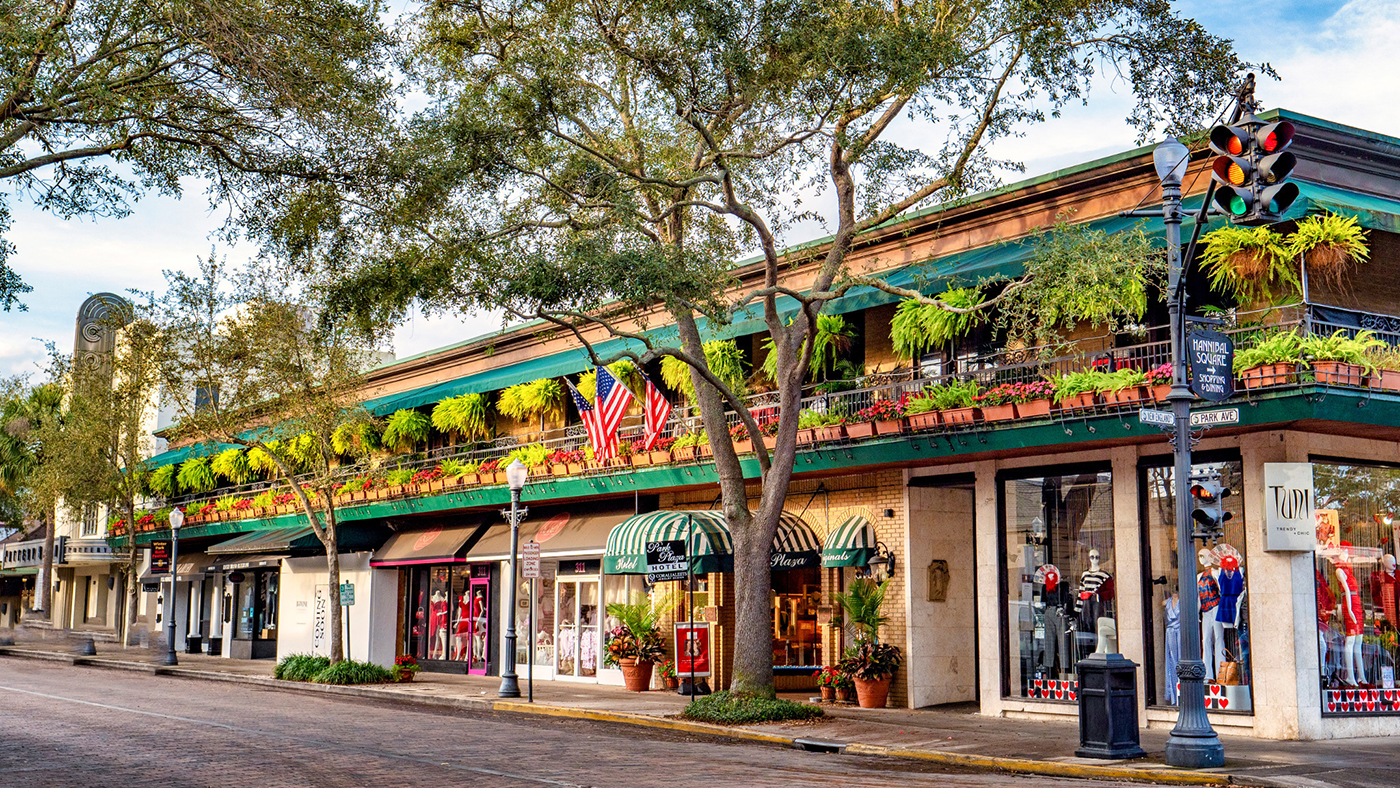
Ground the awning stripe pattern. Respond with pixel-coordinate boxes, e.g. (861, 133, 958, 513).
(604, 510, 822, 574)
(820, 515, 875, 568)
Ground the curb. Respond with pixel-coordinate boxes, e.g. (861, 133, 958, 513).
(0, 648, 1233, 785)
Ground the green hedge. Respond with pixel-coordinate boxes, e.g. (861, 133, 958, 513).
(680, 691, 824, 724)
(274, 654, 393, 685)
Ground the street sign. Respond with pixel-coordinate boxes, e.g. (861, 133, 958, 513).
(645, 539, 688, 583)
(1188, 330, 1235, 402)
(149, 540, 171, 574)
(339, 582, 355, 606)
(522, 540, 541, 580)
(1138, 408, 1173, 427)
(1190, 408, 1240, 427)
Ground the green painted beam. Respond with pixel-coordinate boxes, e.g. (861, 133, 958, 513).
(115, 386, 1400, 548)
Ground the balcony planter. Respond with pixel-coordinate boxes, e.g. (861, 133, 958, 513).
(1057, 392, 1097, 411)
(1104, 386, 1148, 405)
(648, 450, 671, 465)
(632, 452, 653, 467)
(1240, 362, 1294, 389)
(732, 439, 753, 454)
(566, 461, 585, 475)
(905, 411, 940, 431)
(815, 424, 846, 442)
(874, 418, 905, 436)
(1312, 360, 1366, 387)
(672, 446, 698, 462)
(980, 403, 1016, 422)
(763, 435, 777, 450)
(845, 421, 877, 439)
(1369, 368, 1400, 391)
(941, 407, 979, 425)
(491, 471, 509, 485)
(796, 428, 816, 445)
(529, 465, 549, 479)
(1151, 384, 1173, 403)
(697, 443, 713, 457)
(550, 463, 570, 476)
(429, 479, 447, 493)
(1015, 399, 1053, 419)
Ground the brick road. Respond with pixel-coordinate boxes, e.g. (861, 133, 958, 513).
(0, 660, 1144, 788)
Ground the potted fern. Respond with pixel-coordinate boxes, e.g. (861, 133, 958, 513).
(926, 379, 981, 425)
(382, 409, 431, 454)
(430, 392, 492, 443)
(670, 432, 702, 461)
(1102, 368, 1149, 405)
(1233, 331, 1303, 389)
(1201, 225, 1295, 307)
(833, 578, 903, 708)
(1289, 213, 1369, 291)
(902, 393, 940, 430)
(1053, 370, 1109, 411)
(1366, 344, 1400, 392)
(1301, 330, 1384, 387)
(498, 378, 566, 434)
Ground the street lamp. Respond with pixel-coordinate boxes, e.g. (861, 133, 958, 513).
(163, 507, 184, 667)
(1154, 135, 1225, 768)
(498, 459, 529, 698)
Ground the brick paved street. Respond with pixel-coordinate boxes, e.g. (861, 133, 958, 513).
(0, 660, 1145, 788)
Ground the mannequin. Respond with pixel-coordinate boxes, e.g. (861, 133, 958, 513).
(1034, 564, 1072, 675)
(1336, 546, 1367, 686)
(1164, 590, 1181, 704)
(1076, 549, 1114, 655)
(429, 590, 449, 660)
(1197, 548, 1223, 680)
(1316, 568, 1336, 682)
(1371, 554, 1399, 628)
(452, 592, 471, 660)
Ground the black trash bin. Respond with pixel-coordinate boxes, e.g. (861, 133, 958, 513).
(1076, 651, 1146, 760)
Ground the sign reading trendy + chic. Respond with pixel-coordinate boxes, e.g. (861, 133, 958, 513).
(1264, 462, 1316, 551)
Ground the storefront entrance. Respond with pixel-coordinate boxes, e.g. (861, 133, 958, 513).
(406, 563, 493, 674)
(230, 567, 279, 659)
(555, 568, 600, 680)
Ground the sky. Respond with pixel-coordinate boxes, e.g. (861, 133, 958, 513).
(2, 0, 1397, 379)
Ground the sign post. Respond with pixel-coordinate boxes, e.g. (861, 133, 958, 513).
(340, 582, 354, 659)
(522, 541, 541, 703)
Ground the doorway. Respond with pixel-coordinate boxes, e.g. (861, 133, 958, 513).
(907, 475, 979, 707)
(554, 576, 599, 680)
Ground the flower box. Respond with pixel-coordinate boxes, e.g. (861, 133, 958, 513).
(550, 463, 570, 476)
(1015, 399, 1053, 419)
(672, 446, 698, 462)
(1240, 362, 1294, 390)
(428, 479, 447, 493)
(762, 435, 777, 450)
(1313, 360, 1366, 387)
(1105, 386, 1147, 405)
(632, 452, 653, 467)
(567, 461, 585, 475)
(796, 428, 816, 445)
(845, 421, 877, 439)
(732, 439, 753, 454)
(648, 450, 671, 465)
(529, 465, 549, 479)
(1057, 392, 1097, 411)
(941, 407, 979, 425)
(1151, 384, 1173, 403)
(1369, 368, 1400, 391)
(697, 443, 713, 457)
(906, 411, 940, 431)
(980, 403, 1016, 422)
(815, 424, 846, 442)
(872, 418, 903, 436)
(492, 471, 510, 485)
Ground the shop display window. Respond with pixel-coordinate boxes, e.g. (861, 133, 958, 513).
(1313, 462, 1400, 715)
(1142, 458, 1252, 713)
(517, 561, 557, 667)
(1001, 467, 1115, 701)
(772, 566, 823, 668)
(406, 564, 491, 672)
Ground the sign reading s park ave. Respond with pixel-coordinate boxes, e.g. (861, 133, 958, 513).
(1188, 329, 1235, 402)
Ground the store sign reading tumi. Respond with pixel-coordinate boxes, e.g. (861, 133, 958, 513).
(1264, 462, 1316, 551)
(645, 540, 688, 583)
(1188, 329, 1234, 402)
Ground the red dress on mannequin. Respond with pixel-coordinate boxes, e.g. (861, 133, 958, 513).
(1338, 565, 1364, 637)
(1371, 567, 1398, 627)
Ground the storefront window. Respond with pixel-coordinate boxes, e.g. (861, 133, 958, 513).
(1313, 462, 1400, 715)
(772, 566, 822, 668)
(554, 560, 600, 678)
(1143, 459, 1251, 712)
(406, 564, 492, 671)
(519, 561, 556, 667)
(1001, 468, 1115, 701)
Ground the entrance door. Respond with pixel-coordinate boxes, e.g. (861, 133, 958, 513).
(907, 478, 979, 707)
(450, 566, 491, 675)
(554, 577, 599, 679)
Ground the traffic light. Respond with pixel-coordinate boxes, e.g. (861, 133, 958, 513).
(1208, 115, 1298, 225)
(1190, 477, 1234, 541)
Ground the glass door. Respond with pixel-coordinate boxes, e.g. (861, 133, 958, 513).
(578, 580, 598, 678)
(554, 577, 599, 679)
(556, 580, 578, 676)
(467, 569, 490, 675)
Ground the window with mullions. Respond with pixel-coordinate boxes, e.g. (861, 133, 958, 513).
(1312, 462, 1400, 715)
(1142, 459, 1252, 713)
(1001, 468, 1115, 701)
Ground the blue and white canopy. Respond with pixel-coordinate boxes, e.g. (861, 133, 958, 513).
(604, 510, 821, 575)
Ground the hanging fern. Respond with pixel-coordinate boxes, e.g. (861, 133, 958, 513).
(332, 420, 383, 456)
(285, 432, 321, 472)
(761, 313, 855, 381)
(431, 393, 491, 440)
(247, 441, 283, 478)
(177, 457, 217, 493)
(1200, 225, 1294, 305)
(497, 378, 565, 423)
(660, 339, 747, 401)
(382, 409, 430, 454)
(1288, 212, 1369, 291)
(149, 464, 180, 498)
(890, 288, 985, 361)
(211, 448, 256, 485)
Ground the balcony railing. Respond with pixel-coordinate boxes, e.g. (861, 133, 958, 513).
(139, 301, 1392, 527)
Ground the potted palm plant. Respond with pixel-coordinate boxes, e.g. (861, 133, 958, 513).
(833, 577, 903, 708)
(604, 592, 672, 692)
(1302, 330, 1384, 387)
(1233, 330, 1303, 389)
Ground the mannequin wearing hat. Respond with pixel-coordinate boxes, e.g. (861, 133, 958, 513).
(1197, 548, 1224, 680)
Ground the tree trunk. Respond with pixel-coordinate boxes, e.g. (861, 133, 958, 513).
(728, 511, 777, 697)
(39, 509, 55, 617)
(325, 537, 343, 663)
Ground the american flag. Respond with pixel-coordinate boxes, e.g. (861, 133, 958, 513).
(565, 378, 605, 457)
(594, 366, 634, 459)
(641, 372, 672, 450)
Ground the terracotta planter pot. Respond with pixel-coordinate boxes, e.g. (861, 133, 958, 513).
(874, 418, 905, 436)
(632, 452, 653, 467)
(845, 421, 876, 439)
(1105, 386, 1147, 405)
(672, 447, 698, 462)
(648, 450, 671, 465)
(815, 425, 847, 442)
(1151, 384, 1173, 403)
(1369, 368, 1400, 391)
(550, 463, 569, 476)
(429, 479, 446, 492)
(1312, 360, 1366, 387)
(905, 411, 940, 430)
(492, 471, 509, 485)
(398, 669, 415, 683)
(980, 403, 1016, 422)
(529, 465, 549, 479)
(1015, 399, 1053, 419)
(619, 658, 654, 692)
(836, 686, 854, 703)
(853, 675, 891, 708)
(796, 428, 816, 445)
(697, 443, 713, 457)
(762, 435, 777, 450)
(1240, 362, 1294, 389)
(820, 686, 836, 702)
(941, 407, 979, 425)
(566, 462, 585, 475)
(732, 439, 753, 454)
(1057, 392, 1098, 411)
(664, 676, 679, 690)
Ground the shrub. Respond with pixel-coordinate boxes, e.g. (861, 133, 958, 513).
(311, 659, 394, 685)
(274, 653, 331, 682)
(681, 691, 824, 724)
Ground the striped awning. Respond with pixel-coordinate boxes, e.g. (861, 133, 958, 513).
(604, 510, 823, 575)
(821, 515, 875, 567)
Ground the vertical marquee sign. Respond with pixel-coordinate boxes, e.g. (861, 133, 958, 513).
(149, 540, 172, 574)
(675, 621, 711, 678)
(1188, 329, 1235, 402)
(1263, 462, 1316, 551)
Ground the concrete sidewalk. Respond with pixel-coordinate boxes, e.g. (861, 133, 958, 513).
(0, 644, 1393, 788)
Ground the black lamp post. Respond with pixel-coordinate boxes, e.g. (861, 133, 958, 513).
(498, 459, 529, 698)
(163, 507, 184, 667)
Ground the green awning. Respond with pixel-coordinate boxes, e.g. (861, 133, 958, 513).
(206, 524, 390, 556)
(0, 567, 39, 577)
(604, 510, 821, 574)
(821, 515, 875, 568)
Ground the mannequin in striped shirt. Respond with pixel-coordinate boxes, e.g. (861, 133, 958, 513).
(1075, 549, 1114, 644)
